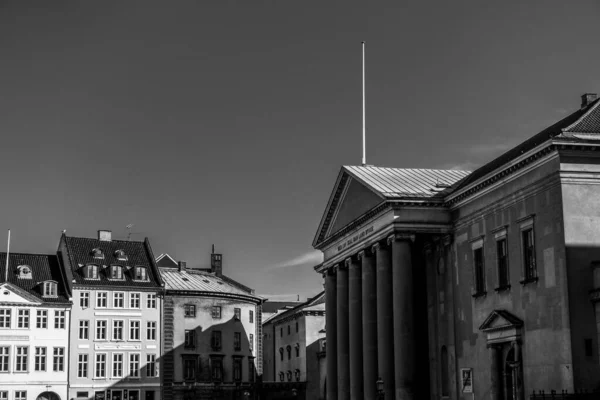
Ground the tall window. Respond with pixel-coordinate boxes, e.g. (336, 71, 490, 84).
(110, 265, 123, 280)
(147, 294, 157, 309)
(130, 293, 141, 309)
(249, 334, 254, 352)
(96, 320, 107, 340)
(147, 321, 156, 340)
(36, 310, 47, 328)
(234, 332, 241, 351)
(248, 359, 256, 383)
(53, 347, 65, 371)
(296, 321, 299, 332)
(129, 353, 140, 378)
(15, 347, 28, 372)
(183, 359, 196, 380)
(287, 345, 292, 360)
(234, 308, 241, 320)
(233, 357, 242, 381)
(288, 325, 291, 335)
(130, 320, 141, 340)
(472, 244, 486, 295)
(114, 292, 125, 308)
(496, 237, 509, 289)
(34, 347, 46, 371)
(84, 264, 99, 279)
(211, 357, 223, 381)
(79, 320, 89, 339)
(0, 309, 11, 328)
(295, 343, 299, 357)
(249, 310, 254, 323)
(279, 348, 284, 361)
(96, 292, 108, 308)
(184, 304, 196, 317)
(112, 353, 124, 378)
(78, 354, 88, 378)
(280, 327, 283, 337)
(146, 354, 157, 378)
(43, 281, 58, 297)
(17, 309, 29, 329)
(0, 347, 9, 372)
(441, 346, 449, 396)
(95, 353, 106, 378)
(54, 310, 66, 329)
(279, 371, 284, 382)
(211, 306, 221, 319)
(113, 320, 124, 340)
(184, 330, 196, 349)
(80, 292, 90, 308)
(211, 331, 222, 350)
(522, 227, 536, 281)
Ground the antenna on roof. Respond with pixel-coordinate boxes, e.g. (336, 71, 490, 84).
(362, 41, 367, 166)
(126, 224, 134, 241)
(4, 230, 10, 282)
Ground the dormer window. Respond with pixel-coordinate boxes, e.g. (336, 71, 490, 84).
(114, 250, 127, 261)
(91, 248, 104, 259)
(43, 281, 58, 297)
(84, 264, 99, 279)
(134, 266, 148, 281)
(110, 265, 123, 280)
(17, 265, 32, 279)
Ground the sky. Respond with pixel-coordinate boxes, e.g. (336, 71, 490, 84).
(0, 1, 599, 301)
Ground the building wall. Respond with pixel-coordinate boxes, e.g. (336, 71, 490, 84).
(304, 315, 325, 400)
(273, 316, 304, 383)
(262, 321, 276, 381)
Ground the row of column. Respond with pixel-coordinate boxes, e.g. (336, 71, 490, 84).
(325, 233, 416, 400)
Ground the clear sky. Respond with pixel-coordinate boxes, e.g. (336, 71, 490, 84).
(1, 1, 599, 301)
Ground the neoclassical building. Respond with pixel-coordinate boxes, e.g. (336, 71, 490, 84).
(313, 93, 600, 399)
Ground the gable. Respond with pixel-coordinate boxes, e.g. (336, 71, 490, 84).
(479, 309, 523, 331)
(156, 253, 178, 268)
(0, 283, 43, 305)
(327, 177, 383, 237)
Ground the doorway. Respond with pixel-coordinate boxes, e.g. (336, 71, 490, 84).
(502, 344, 523, 400)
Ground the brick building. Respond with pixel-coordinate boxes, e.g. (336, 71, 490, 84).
(313, 93, 600, 399)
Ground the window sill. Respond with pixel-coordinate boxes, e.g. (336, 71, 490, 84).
(519, 277, 539, 285)
(494, 285, 511, 292)
(471, 291, 487, 299)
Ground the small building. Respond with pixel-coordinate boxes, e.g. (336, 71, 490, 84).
(0, 252, 71, 400)
(158, 250, 264, 400)
(261, 292, 326, 400)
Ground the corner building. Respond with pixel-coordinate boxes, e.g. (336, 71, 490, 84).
(313, 93, 600, 399)
(59, 231, 163, 400)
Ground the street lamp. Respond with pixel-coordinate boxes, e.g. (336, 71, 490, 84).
(376, 377, 384, 400)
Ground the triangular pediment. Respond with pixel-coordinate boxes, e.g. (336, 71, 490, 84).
(479, 309, 523, 332)
(0, 283, 43, 305)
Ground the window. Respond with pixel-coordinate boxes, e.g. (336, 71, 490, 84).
(234, 308, 241, 320)
(279, 348, 284, 361)
(36, 310, 47, 328)
(91, 248, 104, 259)
(130, 293, 140, 308)
(134, 267, 148, 281)
(183, 358, 196, 381)
(17, 265, 32, 279)
(471, 238, 486, 297)
(96, 320, 107, 340)
(115, 250, 127, 261)
(233, 357, 242, 381)
(129, 353, 140, 378)
(211, 357, 223, 381)
(234, 332, 241, 351)
(53, 347, 64, 371)
(0, 309, 11, 328)
(211, 306, 221, 319)
(184, 304, 196, 317)
(441, 346, 449, 396)
(76, 393, 88, 399)
(15, 392, 26, 400)
(184, 330, 195, 348)
(249, 334, 254, 352)
(84, 264, 99, 279)
(96, 292, 107, 308)
(110, 266, 123, 280)
(17, 309, 29, 329)
(279, 371, 284, 382)
(496, 237, 510, 290)
(249, 310, 254, 323)
(113, 320, 124, 340)
(295, 369, 300, 382)
(112, 353, 124, 378)
(114, 292, 125, 308)
(0, 347, 9, 372)
(34, 347, 46, 371)
(79, 320, 89, 339)
(248, 359, 255, 383)
(43, 281, 58, 297)
(211, 331, 222, 350)
(95, 353, 106, 378)
(296, 321, 299, 333)
(54, 310, 66, 329)
(146, 354, 157, 377)
(80, 292, 90, 308)
(0, 392, 6, 400)
(288, 325, 291, 335)
(15, 346, 28, 372)
(280, 327, 283, 337)
(78, 354, 88, 378)
(147, 321, 156, 341)
(287, 345, 292, 360)
(522, 226, 537, 282)
(295, 343, 299, 357)
(287, 370, 292, 382)
(147, 294, 157, 309)
(130, 320, 141, 340)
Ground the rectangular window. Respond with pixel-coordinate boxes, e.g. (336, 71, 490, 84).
(78, 354, 88, 378)
(15, 346, 28, 372)
(211, 306, 221, 319)
(95, 353, 106, 378)
(129, 353, 140, 378)
(17, 309, 29, 329)
(146, 354, 157, 378)
(79, 320, 89, 340)
(96, 320, 107, 340)
(184, 304, 195, 317)
(249, 310, 254, 323)
(134, 267, 148, 281)
(76, 393, 88, 399)
(129, 320, 140, 340)
(54, 310, 66, 329)
(147, 321, 156, 341)
(211, 358, 223, 381)
(184, 330, 196, 349)
(147, 294, 157, 309)
(249, 359, 255, 383)
(34, 347, 46, 371)
(211, 331, 222, 350)
(296, 321, 299, 332)
(0, 309, 11, 328)
(114, 292, 124, 308)
(0, 347, 9, 372)
(249, 333, 254, 352)
(53, 347, 64, 371)
(183, 359, 196, 381)
(234, 332, 241, 351)
(113, 320, 124, 341)
(130, 293, 141, 309)
(96, 292, 107, 308)
(0, 392, 7, 400)
(233, 357, 242, 381)
(36, 310, 47, 329)
(288, 325, 291, 335)
(112, 353, 123, 378)
(522, 227, 537, 281)
(15, 392, 26, 400)
(472, 245, 486, 296)
(496, 238, 510, 289)
(80, 292, 90, 308)
(234, 308, 241, 320)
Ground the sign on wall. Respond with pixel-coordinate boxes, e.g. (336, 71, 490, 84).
(461, 368, 473, 393)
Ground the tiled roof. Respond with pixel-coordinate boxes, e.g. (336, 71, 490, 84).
(264, 291, 325, 325)
(63, 235, 162, 289)
(563, 99, 600, 134)
(344, 165, 470, 200)
(0, 252, 70, 304)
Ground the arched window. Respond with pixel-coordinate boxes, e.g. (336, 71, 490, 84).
(286, 370, 292, 382)
(286, 345, 292, 360)
(441, 345, 449, 397)
(279, 348, 284, 361)
(295, 343, 300, 357)
(279, 371, 284, 382)
(43, 281, 58, 297)
(294, 369, 301, 382)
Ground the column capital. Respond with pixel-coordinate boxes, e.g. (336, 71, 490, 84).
(371, 242, 381, 253)
(387, 232, 415, 245)
(338, 261, 348, 271)
(357, 248, 373, 260)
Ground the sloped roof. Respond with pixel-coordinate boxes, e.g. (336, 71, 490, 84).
(0, 252, 70, 304)
(262, 301, 303, 314)
(264, 291, 325, 325)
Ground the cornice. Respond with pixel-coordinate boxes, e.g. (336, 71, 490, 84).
(164, 290, 263, 304)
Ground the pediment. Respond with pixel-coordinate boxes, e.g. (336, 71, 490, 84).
(479, 310, 523, 332)
(0, 283, 43, 305)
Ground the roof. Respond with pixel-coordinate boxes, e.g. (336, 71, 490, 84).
(261, 301, 303, 314)
(344, 165, 470, 200)
(0, 252, 70, 304)
(155, 253, 178, 268)
(62, 235, 162, 289)
(263, 291, 325, 325)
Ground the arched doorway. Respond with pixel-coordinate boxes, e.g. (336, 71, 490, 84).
(504, 344, 523, 400)
(37, 392, 60, 400)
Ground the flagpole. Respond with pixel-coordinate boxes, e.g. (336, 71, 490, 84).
(362, 41, 366, 166)
(4, 230, 10, 282)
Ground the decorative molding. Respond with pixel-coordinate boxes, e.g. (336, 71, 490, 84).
(387, 233, 415, 245)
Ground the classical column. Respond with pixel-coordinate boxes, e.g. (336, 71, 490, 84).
(325, 268, 338, 400)
(389, 234, 415, 400)
(360, 249, 378, 400)
(337, 263, 350, 400)
(348, 257, 364, 400)
(373, 241, 395, 400)
(490, 345, 501, 400)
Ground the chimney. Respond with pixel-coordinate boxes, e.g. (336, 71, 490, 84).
(581, 93, 598, 108)
(211, 245, 222, 277)
(178, 261, 187, 272)
(98, 230, 112, 241)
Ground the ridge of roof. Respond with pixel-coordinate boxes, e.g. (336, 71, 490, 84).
(263, 291, 325, 324)
(563, 98, 600, 134)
